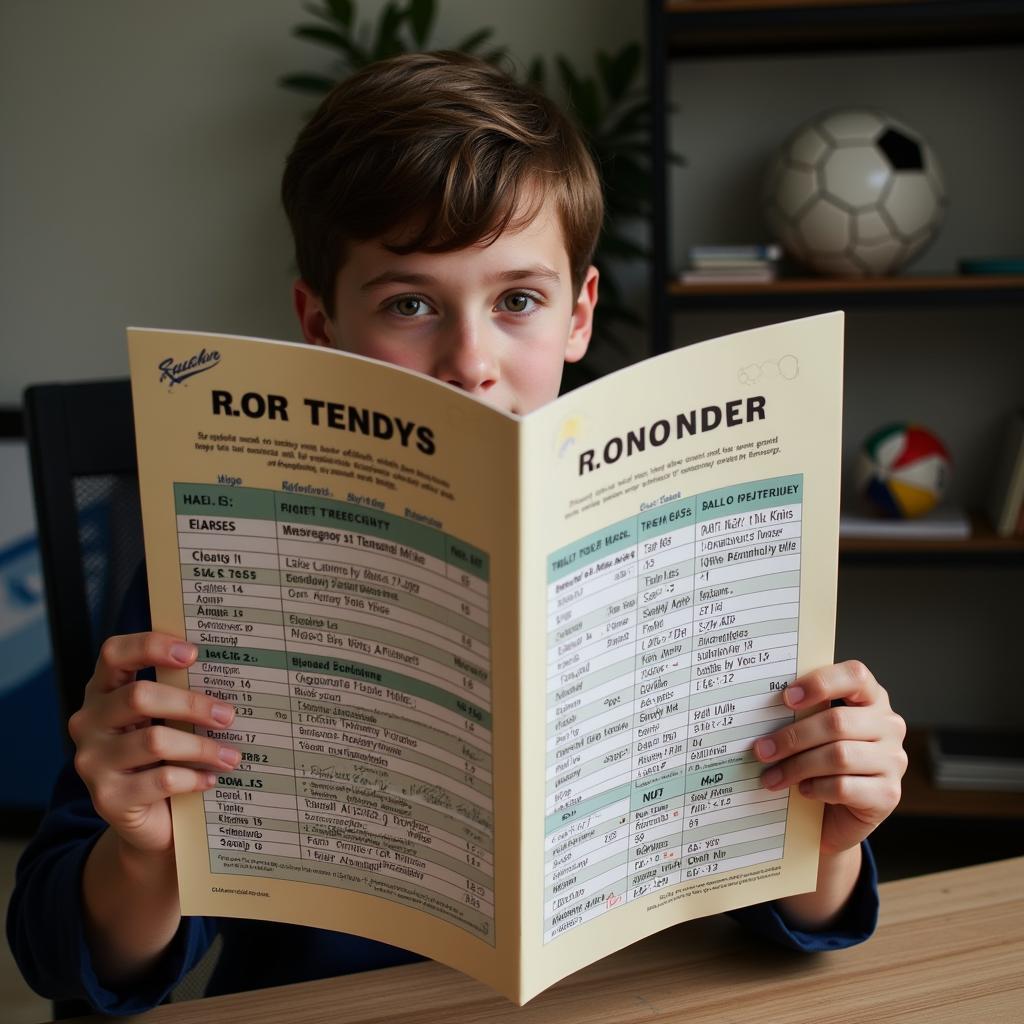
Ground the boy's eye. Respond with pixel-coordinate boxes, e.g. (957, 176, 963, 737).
(497, 291, 538, 314)
(388, 296, 431, 317)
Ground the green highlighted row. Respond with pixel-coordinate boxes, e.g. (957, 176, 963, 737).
(548, 474, 803, 582)
(176, 482, 488, 581)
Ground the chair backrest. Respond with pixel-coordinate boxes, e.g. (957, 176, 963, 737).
(23, 379, 144, 741)
(24, 378, 221, 1013)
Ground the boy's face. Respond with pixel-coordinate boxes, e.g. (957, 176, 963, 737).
(293, 194, 598, 415)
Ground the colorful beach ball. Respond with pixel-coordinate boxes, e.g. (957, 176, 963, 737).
(855, 423, 951, 517)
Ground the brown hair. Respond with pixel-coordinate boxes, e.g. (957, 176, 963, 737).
(281, 50, 604, 316)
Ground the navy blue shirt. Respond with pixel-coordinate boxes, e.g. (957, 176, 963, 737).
(7, 564, 879, 1015)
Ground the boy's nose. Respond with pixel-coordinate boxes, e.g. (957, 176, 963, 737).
(434, 318, 499, 394)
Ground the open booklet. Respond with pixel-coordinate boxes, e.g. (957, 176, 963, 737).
(127, 310, 843, 1004)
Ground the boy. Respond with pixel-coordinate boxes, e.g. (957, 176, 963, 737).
(8, 51, 907, 1016)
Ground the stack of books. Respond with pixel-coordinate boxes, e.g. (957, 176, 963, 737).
(987, 408, 1024, 537)
(678, 243, 782, 284)
(928, 728, 1024, 792)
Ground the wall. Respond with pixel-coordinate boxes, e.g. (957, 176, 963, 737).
(0, 0, 644, 404)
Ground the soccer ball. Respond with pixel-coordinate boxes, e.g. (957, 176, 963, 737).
(762, 108, 947, 276)
(855, 423, 952, 518)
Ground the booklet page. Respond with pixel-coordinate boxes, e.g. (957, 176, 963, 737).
(128, 328, 522, 998)
(516, 312, 843, 1000)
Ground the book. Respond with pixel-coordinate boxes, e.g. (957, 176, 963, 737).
(839, 507, 971, 540)
(928, 728, 1024, 791)
(678, 267, 778, 285)
(987, 409, 1024, 537)
(690, 258, 779, 269)
(687, 243, 783, 263)
(127, 311, 845, 1004)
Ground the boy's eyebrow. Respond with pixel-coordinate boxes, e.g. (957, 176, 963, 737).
(359, 264, 562, 291)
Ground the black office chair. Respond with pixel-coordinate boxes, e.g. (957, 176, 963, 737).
(23, 379, 221, 1017)
(24, 380, 143, 732)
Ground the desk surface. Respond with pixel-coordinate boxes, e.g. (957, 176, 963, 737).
(63, 856, 1023, 1023)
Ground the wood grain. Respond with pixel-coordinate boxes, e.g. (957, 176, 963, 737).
(57, 857, 1024, 1023)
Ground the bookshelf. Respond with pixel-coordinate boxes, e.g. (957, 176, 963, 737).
(659, 0, 1024, 58)
(668, 273, 1024, 308)
(648, 0, 1024, 346)
(839, 510, 1024, 564)
(646, 0, 1024, 848)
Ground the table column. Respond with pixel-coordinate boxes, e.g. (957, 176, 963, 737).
(626, 497, 696, 901)
(175, 484, 300, 864)
(543, 519, 639, 942)
(683, 476, 804, 879)
(273, 494, 496, 942)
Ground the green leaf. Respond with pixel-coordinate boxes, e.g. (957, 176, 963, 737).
(526, 55, 545, 89)
(482, 46, 508, 66)
(325, 0, 354, 28)
(602, 156, 653, 202)
(279, 72, 337, 95)
(606, 196, 650, 220)
(555, 55, 583, 107)
(293, 25, 366, 67)
(603, 97, 652, 140)
(597, 139, 651, 160)
(556, 56, 601, 132)
(407, 0, 435, 46)
(601, 43, 641, 104)
(301, 2, 342, 26)
(453, 26, 493, 53)
(372, 2, 407, 60)
(293, 24, 349, 49)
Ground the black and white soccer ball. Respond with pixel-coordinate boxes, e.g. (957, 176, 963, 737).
(762, 108, 947, 277)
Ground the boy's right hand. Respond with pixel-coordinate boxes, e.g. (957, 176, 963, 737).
(68, 632, 241, 856)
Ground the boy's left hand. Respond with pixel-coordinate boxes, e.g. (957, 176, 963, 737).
(753, 660, 908, 856)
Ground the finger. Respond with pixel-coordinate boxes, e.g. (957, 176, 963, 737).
(106, 723, 242, 774)
(753, 704, 895, 764)
(761, 739, 891, 791)
(114, 763, 222, 813)
(781, 660, 887, 713)
(92, 633, 197, 692)
(104, 678, 236, 732)
(798, 773, 902, 817)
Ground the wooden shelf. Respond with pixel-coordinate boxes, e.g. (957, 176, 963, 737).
(668, 0, 944, 11)
(838, 510, 1024, 565)
(662, 0, 1024, 56)
(668, 273, 1024, 308)
(896, 728, 1024, 819)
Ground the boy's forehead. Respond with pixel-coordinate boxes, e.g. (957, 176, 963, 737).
(339, 194, 571, 290)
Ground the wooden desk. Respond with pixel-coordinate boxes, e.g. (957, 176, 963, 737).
(62, 857, 1023, 1023)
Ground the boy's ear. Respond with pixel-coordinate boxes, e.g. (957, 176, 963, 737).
(565, 265, 599, 364)
(292, 280, 336, 348)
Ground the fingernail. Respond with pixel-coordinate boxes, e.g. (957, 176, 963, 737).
(211, 703, 234, 725)
(756, 738, 776, 759)
(785, 685, 805, 706)
(799, 780, 813, 797)
(219, 746, 240, 766)
(171, 642, 197, 665)
(763, 767, 783, 788)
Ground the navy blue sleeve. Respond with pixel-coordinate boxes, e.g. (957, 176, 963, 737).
(5, 561, 220, 1015)
(725, 839, 879, 951)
